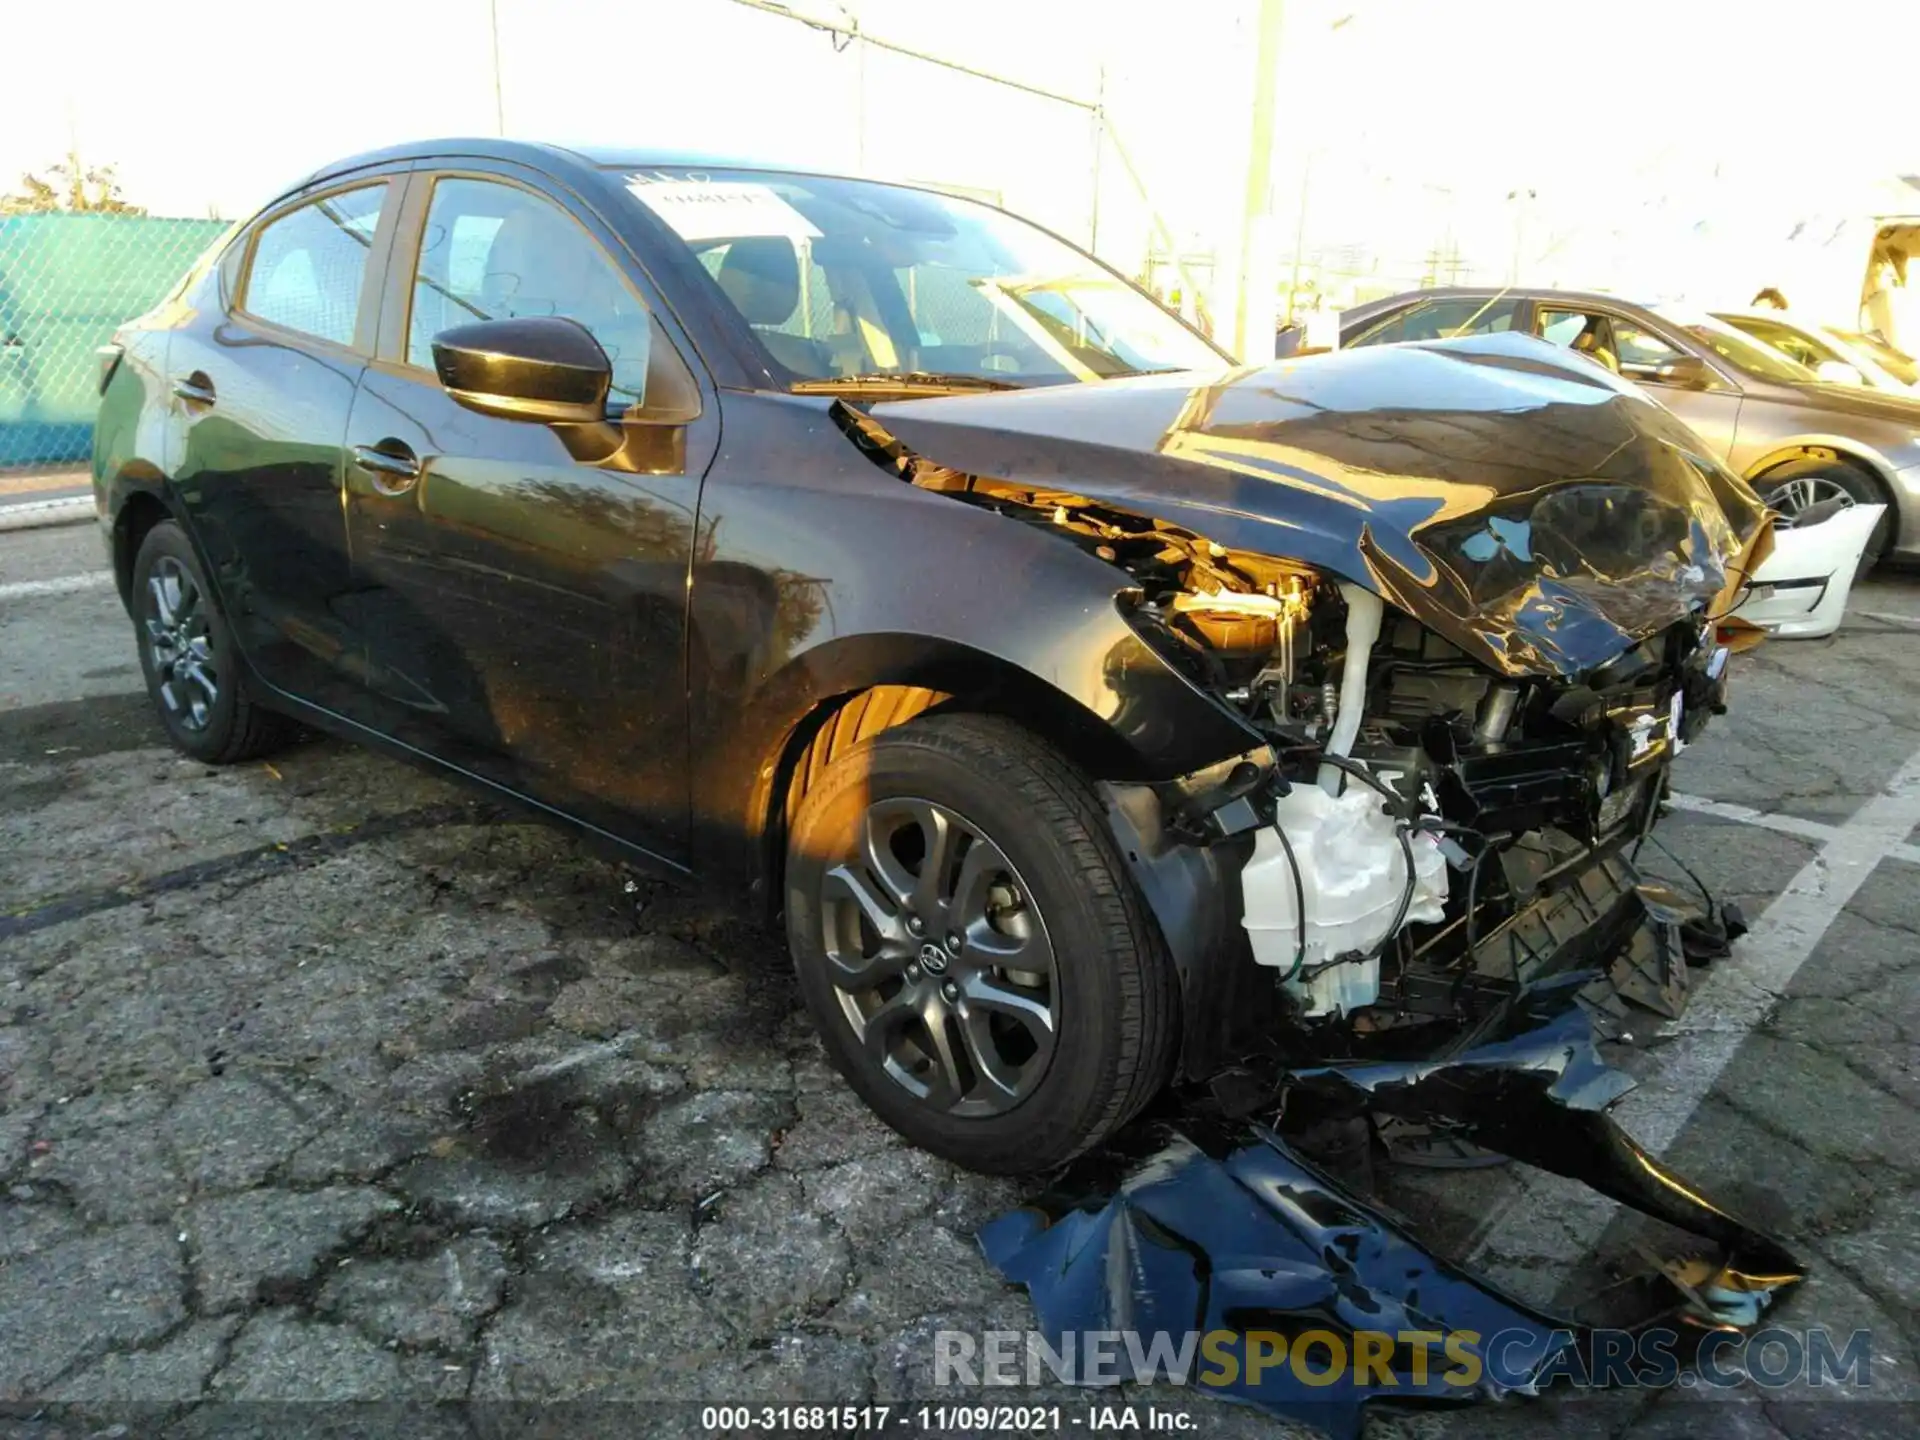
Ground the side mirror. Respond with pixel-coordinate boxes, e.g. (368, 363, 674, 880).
(1814, 359, 1864, 386)
(431, 317, 611, 425)
(1646, 354, 1711, 388)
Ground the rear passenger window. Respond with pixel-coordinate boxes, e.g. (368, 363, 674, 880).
(242, 185, 387, 347)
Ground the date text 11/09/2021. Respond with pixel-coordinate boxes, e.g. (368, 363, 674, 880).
(699, 1407, 1198, 1432)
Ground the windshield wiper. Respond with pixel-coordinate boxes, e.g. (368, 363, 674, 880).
(789, 371, 1025, 394)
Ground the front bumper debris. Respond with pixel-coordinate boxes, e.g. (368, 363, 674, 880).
(1735, 501, 1885, 639)
(979, 976, 1804, 1439)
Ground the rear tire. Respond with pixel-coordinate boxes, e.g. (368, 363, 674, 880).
(785, 712, 1177, 1174)
(131, 520, 293, 764)
(1754, 458, 1891, 563)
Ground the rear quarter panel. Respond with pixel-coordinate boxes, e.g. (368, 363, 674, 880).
(1728, 396, 1919, 539)
(92, 238, 239, 573)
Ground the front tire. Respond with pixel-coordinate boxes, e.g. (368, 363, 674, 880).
(785, 712, 1178, 1174)
(131, 520, 292, 764)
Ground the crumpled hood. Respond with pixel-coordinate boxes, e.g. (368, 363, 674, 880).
(871, 332, 1770, 677)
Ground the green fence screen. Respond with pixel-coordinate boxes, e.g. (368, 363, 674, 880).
(0, 213, 230, 468)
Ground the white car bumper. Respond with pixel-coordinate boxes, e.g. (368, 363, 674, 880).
(1735, 504, 1885, 639)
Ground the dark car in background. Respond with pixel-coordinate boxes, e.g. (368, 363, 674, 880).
(94, 142, 1766, 1172)
(1295, 287, 1920, 560)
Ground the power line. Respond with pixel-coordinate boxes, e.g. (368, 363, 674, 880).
(726, 0, 1099, 111)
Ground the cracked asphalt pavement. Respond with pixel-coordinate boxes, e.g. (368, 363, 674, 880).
(4, 519, 1920, 1438)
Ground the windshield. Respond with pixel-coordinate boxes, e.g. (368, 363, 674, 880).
(617, 167, 1224, 388)
(1833, 328, 1920, 386)
(1658, 310, 1817, 383)
(1718, 313, 1854, 372)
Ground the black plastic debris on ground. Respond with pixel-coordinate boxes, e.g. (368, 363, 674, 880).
(978, 974, 1804, 1438)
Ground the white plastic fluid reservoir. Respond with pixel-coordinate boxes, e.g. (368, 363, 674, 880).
(1240, 784, 1449, 1016)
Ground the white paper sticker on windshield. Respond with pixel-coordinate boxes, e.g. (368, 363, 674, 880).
(626, 178, 822, 243)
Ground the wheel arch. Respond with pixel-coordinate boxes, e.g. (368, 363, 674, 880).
(1742, 438, 1905, 555)
(1742, 438, 1899, 500)
(743, 636, 1172, 919)
(105, 471, 182, 611)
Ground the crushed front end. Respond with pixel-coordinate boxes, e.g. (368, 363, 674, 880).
(1137, 574, 1750, 1054)
(852, 333, 1776, 1070)
(845, 336, 1794, 1431)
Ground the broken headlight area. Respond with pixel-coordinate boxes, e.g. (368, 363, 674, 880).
(980, 978, 1806, 1437)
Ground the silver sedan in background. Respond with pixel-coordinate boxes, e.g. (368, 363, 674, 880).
(1318, 287, 1920, 562)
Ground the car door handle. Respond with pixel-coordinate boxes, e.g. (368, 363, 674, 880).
(171, 375, 216, 406)
(351, 443, 422, 492)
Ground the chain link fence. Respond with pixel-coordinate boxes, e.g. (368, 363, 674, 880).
(1, 213, 228, 470)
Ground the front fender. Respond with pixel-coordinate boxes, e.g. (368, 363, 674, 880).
(681, 390, 1266, 886)
(688, 598, 1266, 889)
(1742, 434, 1904, 485)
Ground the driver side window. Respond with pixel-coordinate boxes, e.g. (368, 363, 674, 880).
(407, 178, 658, 411)
(1536, 307, 1621, 374)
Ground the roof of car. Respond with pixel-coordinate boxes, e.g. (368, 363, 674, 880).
(294, 138, 857, 193)
(1348, 285, 1658, 315)
(567, 143, 826, 172)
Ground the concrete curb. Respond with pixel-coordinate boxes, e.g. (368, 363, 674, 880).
(0, 497, 95, 533)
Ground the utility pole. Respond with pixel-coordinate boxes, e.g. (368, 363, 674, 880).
(1087, 65, 1105, 255)
(1281, 14, 1353, 332)
(847, 5, 866, 171)
(1226, 0, 1286, 362)
(1508, 187, 1536, 284)
(488, 0, 507, 136)
(727, 0, 1192, 293)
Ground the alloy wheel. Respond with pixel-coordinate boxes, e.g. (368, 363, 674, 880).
(817, 797, 1058, 1117)
(144, 556, 219, 732)
(1766, 473, 1855, 527)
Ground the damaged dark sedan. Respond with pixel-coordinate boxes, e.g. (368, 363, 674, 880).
(93, 140, 1772, 1174)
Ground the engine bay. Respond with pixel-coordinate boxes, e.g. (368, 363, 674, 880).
(1146, 564, 1736, 1032)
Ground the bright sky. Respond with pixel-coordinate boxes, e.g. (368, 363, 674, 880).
(9, 0, 1918, 290)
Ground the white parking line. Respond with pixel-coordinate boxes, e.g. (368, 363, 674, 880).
(1669, 791, 1920, 868)
(1466, 742, 1920, 1280)
(0, 571, 115, 602)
